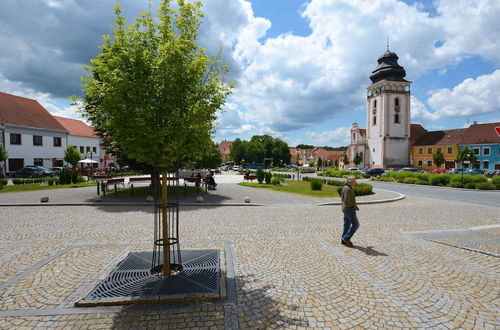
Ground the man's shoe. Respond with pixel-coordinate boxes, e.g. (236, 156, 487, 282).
(342, 239, 354, 247)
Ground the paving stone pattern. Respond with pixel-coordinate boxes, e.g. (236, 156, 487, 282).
(0, 186, 498, 328)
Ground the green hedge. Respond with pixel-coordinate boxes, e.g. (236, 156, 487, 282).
(491, 176, 500, 189)
(449, 174, 487, 185)
(430, 174, 450, 186)
(12, 178, 46, 185)
(476, 182, 496, 190)
(0, 178, 7, 186)
(336, 183, 373, 196)
(302, 177, 345, 186)
(320, 169, 365, 179)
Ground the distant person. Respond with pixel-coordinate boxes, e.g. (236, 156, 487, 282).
(195, 172, 202, 188)
(340, 176, 359, 247)
(206, 173, 217, 190)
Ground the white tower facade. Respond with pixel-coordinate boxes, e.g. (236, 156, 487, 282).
(366, 50, 411, 168)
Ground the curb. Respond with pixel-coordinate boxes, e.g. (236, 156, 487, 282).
(368, 179, 500, 192)
(0, 202, 265, 207)
(316, 188, 405, 206)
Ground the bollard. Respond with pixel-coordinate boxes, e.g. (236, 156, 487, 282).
(97, 181, 100, 195)
(102, 182, 106, 196)
(131, 184, 134, 198)
(114, 184, 117, 196)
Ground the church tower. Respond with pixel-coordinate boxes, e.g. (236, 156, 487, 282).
(366, 49, 411, 168)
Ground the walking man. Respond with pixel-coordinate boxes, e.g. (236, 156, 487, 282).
(341, 176, 359, 247)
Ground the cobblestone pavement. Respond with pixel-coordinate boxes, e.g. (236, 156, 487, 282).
(0, 191, 498, 328)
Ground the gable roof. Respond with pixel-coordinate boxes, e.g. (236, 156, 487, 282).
(410, 124, 427, 146)
(413, 128, 467, 146)
(53, 116, 96, 137)
(462, 122, 500, 144)
(0, 91, 67, 131)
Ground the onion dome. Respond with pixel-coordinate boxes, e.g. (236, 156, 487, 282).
(369, 50, 408, 84)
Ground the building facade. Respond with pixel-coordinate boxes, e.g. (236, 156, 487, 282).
(459, 122, 500, 170)
(0, 92, 69, 172)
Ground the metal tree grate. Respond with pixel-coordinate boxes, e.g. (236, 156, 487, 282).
(82, 250, 220, 301)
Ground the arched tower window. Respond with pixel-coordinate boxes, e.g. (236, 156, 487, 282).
(352, 132, 356, 141)
(394, 97, 400, 124)
(372, 100, 377, 125)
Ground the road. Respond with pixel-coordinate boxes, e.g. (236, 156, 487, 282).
(301, 173, 500, 208)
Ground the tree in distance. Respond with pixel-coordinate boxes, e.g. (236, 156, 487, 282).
(64, 145, 81, 168)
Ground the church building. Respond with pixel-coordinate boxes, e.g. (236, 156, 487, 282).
(348, 48, 413, 168)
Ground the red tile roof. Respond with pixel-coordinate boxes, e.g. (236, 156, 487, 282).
(54, 116, 96, 137)
(462, 122, 500, 144)
(0, 91, 67, 131)
(413, 128, 467, 146)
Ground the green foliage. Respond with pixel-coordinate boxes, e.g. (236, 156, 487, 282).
(403, 177, 419, 184)
(450, 174, 487, 185)
(432, 151, 445, 168)
(193, 141, 222, 169)
(335, 183, 373, 196)
(342, 154, 349, 167)
(353, 153, 362, 166)
(0, 181, 3, 190)
(256, 168, 265, 183)
(264, 171, 272, 184)
(465, 183, 476, 189)
(316, 157, 323, 169)
(64, 146, 81, 168)
(323, 169, 364, 179)
(59, 168, 74, 185)
(491, 176, 500, 189)
(47, 178, 59, 186)
(231, 135, 291, 165)
(77, 176, 86, 183)
(78, 0, 232, 169)
(310, 179, 323, 190)
(0, 178, 7, 186)
(476, 182, 496, 190)
(271, 176, 282, 185)
(0, 144, 7, 162)
(334, 159, 339, 168)
(448, 182, 463, 188)
(430, 174, 450, 186)
(296, 144, 315, 149)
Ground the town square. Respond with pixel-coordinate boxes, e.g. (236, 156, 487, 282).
(0, 0, 499, 329)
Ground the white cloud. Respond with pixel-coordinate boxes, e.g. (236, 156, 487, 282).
(427, 70, 500, 118)
(304, 126, 352, 146)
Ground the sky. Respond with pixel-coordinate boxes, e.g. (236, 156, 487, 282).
(0, 0, 499, 148)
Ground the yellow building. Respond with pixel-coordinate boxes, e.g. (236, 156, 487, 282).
(411, 128, 466, 170)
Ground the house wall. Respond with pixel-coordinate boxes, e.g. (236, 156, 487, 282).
(460, 144, 500, 170)
(412, 145, 458, 169)
(67, 135, 102, 168)
(4, 125, 67, 171)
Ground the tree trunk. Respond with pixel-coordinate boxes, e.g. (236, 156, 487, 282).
(161, 170, 170, 276)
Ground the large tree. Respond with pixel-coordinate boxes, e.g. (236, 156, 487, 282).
(353, 153, 362, 167)
(0, 144, 7, 176)
(78, 0, 232, 275)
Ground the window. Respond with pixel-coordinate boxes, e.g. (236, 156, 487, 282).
(34, 158, 43, 166)
(373, 116, 377, 125)
(372, 148, 375, 152)
(418, 160, 423, 166)
(483, 161, 489, 169)
(427, 147, 432, 154)
(92, 146, 97, 153)
(427, 160, 432, 166)
(80, 146, 84, 153)
(483, 147, 490, 155)
(86, 146, 91, 153)
(33, 135, 43, 146)
(447, 147, 453, 154)
(418, 148, 423, 154)
(473, 148, 480, 155)
(394, 114, 400, 124)
(53, 137, 62, 147)
(437, 147, 442, 153)
(373, 100, 377, 125)
(10, 133, 21, 145)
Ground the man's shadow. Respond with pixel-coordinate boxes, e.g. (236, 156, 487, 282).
(352, 245, 388, 256)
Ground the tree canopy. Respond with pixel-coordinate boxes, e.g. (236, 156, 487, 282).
(230, 135, 291, 165)
(64, 146, 81, 168)
(432, 151, 445, 168)
(78, 0, 232, 170)
(0, 144, 7, 163)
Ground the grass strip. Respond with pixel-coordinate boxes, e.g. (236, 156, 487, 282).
(239, 179, 340, 198)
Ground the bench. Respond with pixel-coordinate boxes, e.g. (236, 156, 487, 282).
(244, 175, 257, 182)
(183, 176, 207, 191)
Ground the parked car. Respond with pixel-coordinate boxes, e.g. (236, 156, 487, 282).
(431, 168, 447, 174)
(50, 167, 63, 175)
(346, 167, 360, 171)
(447, 168, 465, 174)
(232, 165, 240, 171)
(13, 166, 54, 178)
(398, 167, 420, 172)
(464, 169, 485, 175)
(366, 168, 385, 176)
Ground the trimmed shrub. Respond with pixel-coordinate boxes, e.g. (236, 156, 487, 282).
(0, 178, 7, 186)
(77, 175, 85, 183)
(450, 174, 487, 185)
(430, 174, 450, 186)
(310, 179, 323, 191)
(448, 182, 463, 188)
(12, 179, 22, 185)
(491, 176, 500, 189)
(264, 172, 272, 184)
(271, 176, 282, 185)
(59, 168, 72, 185)
(403, 177, 419, 184)
(323, 169, 364, 179)
(336, 183, 373, 196)
(476, 182, 495, 190)
(256, 168, 265, 184)
(0, 181, 3, 190)
(465, 183, 476, 189)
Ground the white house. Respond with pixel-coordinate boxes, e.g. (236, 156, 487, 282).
(0, 91, 69, 172)
(54, 116, 103, 168)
